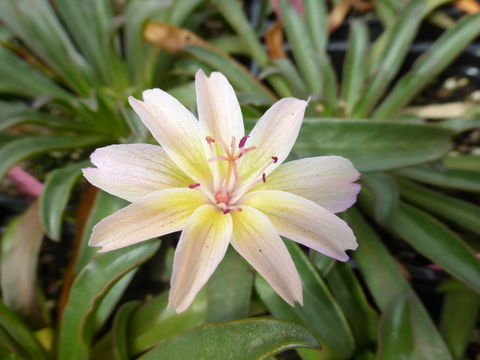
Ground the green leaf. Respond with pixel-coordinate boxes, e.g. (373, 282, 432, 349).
(1, 201, 48, 328)
(0, 325, 27, 358)
(279, 0, 321, 94)
(206, 247, 253, 322)
(376, 294, 414, 360)
(169, 0, 203, 26)
(212, 0, 267, 67)
(326, 263, 378, 349)
(183, 45, 275, 104)
(0, 135, 106, 180)
(443, 154, 480, 172)
(73, 190, 127, 275)
(138, 318, 320, 360)
(255, 241, 355, 359)
(58, 241, 160, 360)
(341, 20, 369, 116)
(346, 208, 453, 359)
(346, 208, 410, 308)
(288, 119, 452, 172)
(0, 46, 72, 99)
(315, 54, 339, 116)
(112, 301, 141, 360)
(361, 173, 399, 223)
(439, 279, 480, 359)
(303, 0, 328, 56)
(0, 109, 89, 133)
(272, 58, 309, 98)
(439, 117, 480, 133)
(0, 300, 48, 360)
(0, 347, 27, 360)
(374, 13, 480, 119)
(309, 250, 335, 276)
(352, 0, 424, 117)
(397, 178, 480, 235)
(211, 0, 291, 97)
(55, 0, 127, 88)
(40, 161, 89, 241)
(125, 0, 170, 88)
(374, 0, 397, 27)
(0, 0, 95, 95)
(359, 189, 480, 293)
(93, 270, 137, 333)
(129, 289, 207, 355)
(395, 164, 480, 193)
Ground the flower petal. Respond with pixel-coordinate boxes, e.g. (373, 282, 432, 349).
(195, 69, 244, 142)
(168, 204, 232, 313)
(128, 90, 211, 185)
(260, 156, 360, 213)
(230, 206, 303, 306)
(83, 144, 192, 202)
(239, 98, 308, 181)
(89, 188, 206, 252)
(242, 190, 357, 261)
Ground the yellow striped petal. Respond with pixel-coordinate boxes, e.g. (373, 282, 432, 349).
(242, 190, 357, 261)
(195, 69, 244, 142)
(83, 144, 192, 202)
(168, 204, 232, 313)
(90, 188, 206, 252)
(260, 156, 360, 213)
(128, 90, 211, 186)
(239, 98, 308, 182)
(230, 206, 303, 306)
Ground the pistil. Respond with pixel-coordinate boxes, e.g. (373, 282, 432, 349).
(203, 134, 277, 213)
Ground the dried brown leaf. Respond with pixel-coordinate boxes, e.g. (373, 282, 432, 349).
(144, 23, 209, 53)
(265, 20, 286, 59)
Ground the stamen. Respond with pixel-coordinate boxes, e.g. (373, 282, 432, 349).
(237, 146, 257, 159)
(208, 156, 229, 163)
(216, 137, 231, 157)
(239, 136, 249, 148)
(229, 154, 279, 204)
(222, 209, 231, 214)
(188, 183, 201, 189)
(230, 136, 236, 154)
(206, 136, 215, 144)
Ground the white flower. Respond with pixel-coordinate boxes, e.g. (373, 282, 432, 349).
(83, 70, 360, 313)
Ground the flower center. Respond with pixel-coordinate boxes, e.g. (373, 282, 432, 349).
(214, 190, 230, 205)
(188, 135, 277, 214)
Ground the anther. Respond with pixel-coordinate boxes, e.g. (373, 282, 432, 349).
(271, 156, 278, 163)
(239, 136, 249, 148)
(206, 136, 215, 144)
(222, 209, 231, 214)
(262, 173, 266, 183)
(188, 183, 201, 189)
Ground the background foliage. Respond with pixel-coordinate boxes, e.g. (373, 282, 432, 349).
(0, 0, 479, 359)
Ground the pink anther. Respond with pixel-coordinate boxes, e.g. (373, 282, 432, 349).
(239, 136, 249, 148)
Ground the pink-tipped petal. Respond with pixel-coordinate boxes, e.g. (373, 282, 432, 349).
(260, 156, 361, 213)
(83, 144, 192, 202)
(195, 69, 244, 142)
(230, 206, 303, 306)
(242, 190, 357, 261)
(128, 91, 211, 185)
(240, 98, 308, 181)
(89, 188, 205, 252)
(168, 205, 232, 313)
